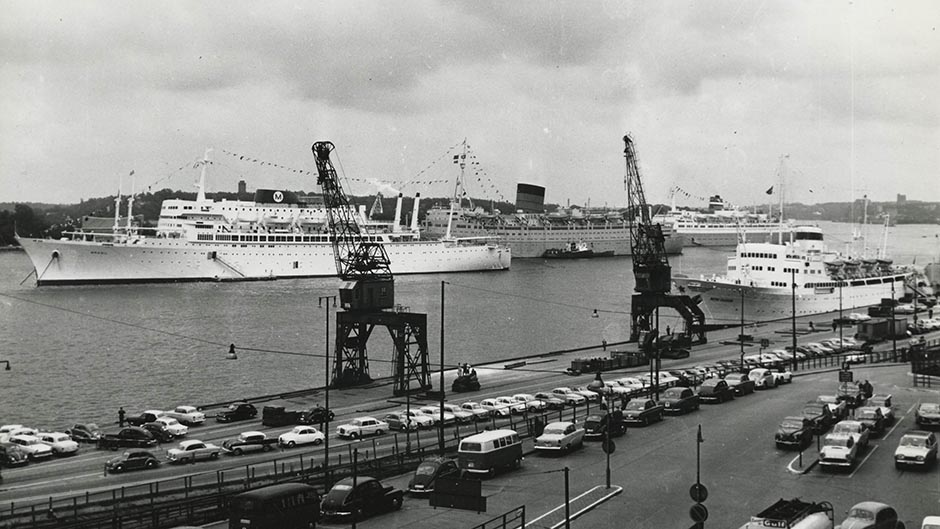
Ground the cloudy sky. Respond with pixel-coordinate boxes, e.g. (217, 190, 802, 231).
(1, 1, 936, 208)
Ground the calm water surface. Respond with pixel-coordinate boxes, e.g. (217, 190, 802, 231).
(1, 221, 937, 427)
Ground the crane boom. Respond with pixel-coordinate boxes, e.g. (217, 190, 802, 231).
(312, 141, 394, 310)
(624, 134, 671, 293)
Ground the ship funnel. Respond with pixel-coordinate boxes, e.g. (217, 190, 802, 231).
(410, 193, 421, 232)
(516, 183, 545, 213)
(393, 193, 403, 233)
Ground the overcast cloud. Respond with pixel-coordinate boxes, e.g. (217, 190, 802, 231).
(1, 0, 937, 207)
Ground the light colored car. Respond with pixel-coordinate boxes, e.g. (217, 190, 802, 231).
(895, 430, 938, 469)
(748, 368, 776, 389)
(534, 421, 585, 453)
(8, 434, 54, 460)
(550, 388, 587, 406)
(569, 386, 602, 402)
(838, 502, 902, 529)
(420, 405, 458, 424)
(38, 432, 80, 456)
(895, 303, 916, 314)
(481, 398, 513, 417)
(0, 424, 25, 442)
(153, 417, 188, 437)
(917, 403, 940, 428)
(442, 403, 475, 423)
(512, 394, 547, 412)
(805, 342, 835, 355)
(868, 394, 896, 425)
(848, 312, 871, 322)
(459, 401, 491, 421)
(279, 426, 325, 448)
(161, 405, 206, 426)
(832, 420, 870, 451)
(494, 397, 526, 415)
(615, 377, 647, 394)
(167, 439, 221, 463)
(604, 382, 633, 397)
(923, 515, 940, 529)
(533, 392, 567, 410)
(770, 368, 793, 385)
(816, 395, 848, 421)
(400, 409, 436, 429)
(336, 417, 388, 439)
(845, 352, 867, 364)
(819, 433, 859, 469)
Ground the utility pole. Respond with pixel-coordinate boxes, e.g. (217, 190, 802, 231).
(564, 466, 571, 529)
(791, 269, 797, 372)
(440, 280, 447, 455)
(318, 295, 335, 489)
(891, 281, 897, 362)
(739, 288, 745, 372)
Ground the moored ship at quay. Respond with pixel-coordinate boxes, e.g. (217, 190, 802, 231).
(673, 224, 910, 325)
(652, 193, 786, 247)
(15, 152, 511, 286)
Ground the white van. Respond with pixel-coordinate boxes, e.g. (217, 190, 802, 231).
(457, 429, 522, 477)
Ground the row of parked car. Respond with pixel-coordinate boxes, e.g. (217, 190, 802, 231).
(0, 426, 80, 466)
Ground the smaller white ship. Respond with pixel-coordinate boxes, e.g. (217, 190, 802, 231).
(653, 193, 786, 247)
(673, 224, 909, 325)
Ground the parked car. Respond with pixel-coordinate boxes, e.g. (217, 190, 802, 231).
(420, 405, 458, 424)
(65, 423, 101, 443)
(660, 348, 690, 359)
(105, 450, 160, 473)
(802, 401, 835, 434)
(724, 373, 756, 396)
(534, 421, 585, 453)
(407, 457, 459, 494)
(298, 405, 336, 425)
(924, 515, 940, 529)
(8, 434, 54, 461)
(775, 416, 814, 450)
(614, 377, 647, 395)
(125, 410, 164, 427)
(442, 403, 475, 423)
(660, 387, 700, 414)
(0, 443, 29, 467)
(916, 402, 940, 428)
(894, 430, 938, 470)
(481, 398, 513, 417)
(816, 395, 849, 421)
(140, 422, 176, 443)
(868, 394, 896, 425)
(819, 433, 859, 470)
(222, 431, 277, 455)
(697, 378, 735, 404)
(37, 432, 79, 456)
(838, 501, 904, 529)
(855, 407, 886, 437)
(550, 388, 587, 406)
(215, 402, 258, 423)
(0, 425, 24, 442)
(622, 398, 665, 426)
(399, 409, 435, 429)
(336, 417, 388, 439)
(460, 401, 492, 420)
(533, 392, 566, 410)
(895, 303, 916, 314)
(512, 394, 547, 413)
(832, 420, 871, 451)
(383, 413, 418, 432)
(770, 367, 793, 385)
(152, 417, 188, 437)
(97, 427, 157, 450)
(748, 368, 777, 390)
(838, 382, 868, 408)
(277, 426, 326, 448)
(161, 405, 206, 426)
(848, 312, 871, 322)
(569, 386, 602, 402)
(320, 476, 403, 521)
(583, 410, 626, 440)
(166, 439, 221, 463)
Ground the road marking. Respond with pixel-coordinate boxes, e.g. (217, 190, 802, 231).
(787, 452, 817, 474)
(847, 444, 879, 479)
(526, 485, 623, 529)
(2, 471, 103, 492)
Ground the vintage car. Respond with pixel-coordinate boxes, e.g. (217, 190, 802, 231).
(832, 420, 871, 452)
(660, 387, 700, 414)
(167, 439, 221, 463)
(161, 406, 206, 426)
(420, 405, 458, 424)
(481, 398, 513, 417)
(278, 426, 326, 448)
(838, 501, 904, 529)
(819, 433, 859, 469)
(65, 423, 102, 443)
(459, 401, 492, 420)
(569, 386, 602, 402)
(771, 367, 793, 385)
(622, 399, 665, 426)
(407, 457, 459, 494)
(855, 407, 886, 437)
(215, 402, 258, 423)
(320, 476, 403, 521)
(399, 409, 435, 429)
(0, 425, 24, 442)
(550, 388, 588, 406)
(222, 431, 277, 455)
(916, 402, 940, 428)
(584, 410, 626, 439)
(298, 405, 336, 425)
(816, 395, 849, 421)
(511, 394, 547, 413)
(724, 373, 756, 396)
(867, 394, 896, 426)
(0, 442, 29, 467)
(97, 427, 157, 450)
(105, 450, 160, 473)
(336, 417, 388, 439)
(894, 430, 938, 469)
(775, 416, 814, 450)
(697, 378, 735, 404)
(152, 417, 188, 437)
(8, 434, 53, 460)
(748, 368, 777, 390)
(140, 422, 176, 443)
(802, 401, 835, 434)
(534, 421, 585, 453)
(837, 382, 868, 408)
(37, 432, 79, 456)
(533, 392, 566, 410)
(442, 403, 476, 423)
(126, 410, 164, 427)
(615, 377, 647, 395)
(383, 413, 418, 432)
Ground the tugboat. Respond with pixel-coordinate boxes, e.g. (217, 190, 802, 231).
(542, 241, 614, 259)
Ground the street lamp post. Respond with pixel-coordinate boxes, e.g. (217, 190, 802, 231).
(439, 280, 447, 455)
(838, 282, 844, 351)
(739, 288, 745, 373)
(791, 269, 798, 372)
(891, 281, 897, 362)
(318, 295, 336, 488)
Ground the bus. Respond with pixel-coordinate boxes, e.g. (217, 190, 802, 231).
(457, 429, 522, 477)
(229, 482, 320, 529)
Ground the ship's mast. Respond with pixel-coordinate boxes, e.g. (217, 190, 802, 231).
(125, 177, 135, 233)
(113, 176, 123, 232)
(195, 148, 212, 203)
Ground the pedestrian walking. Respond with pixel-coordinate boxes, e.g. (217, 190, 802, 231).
(118, 407, 125, 427)
(832, 320, 837, 332)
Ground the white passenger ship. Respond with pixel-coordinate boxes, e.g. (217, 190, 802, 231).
(652, 194, 786, 247)
(16, 155, 511, 286)
(673, 225, 909, 325)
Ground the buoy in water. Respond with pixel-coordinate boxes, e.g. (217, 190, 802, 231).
(226, 344, 238, 360)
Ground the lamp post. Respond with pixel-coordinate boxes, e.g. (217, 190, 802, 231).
(586, 372, 610, 489)
(891, 281, 897, 362)
(318, 295, 336, 488)
(791, 269, 798, 372)
(838, 282, 844, 351)
(739, 288, 745, 373)
(439, 280, 447, 455)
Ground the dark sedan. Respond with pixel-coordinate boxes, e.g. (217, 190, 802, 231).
(64, 423, 102, 443)
(141, 422, 176, 443)
(407, 457, 459, 494)
(105, 450, 160, 473)
(660, 387, 700, 414)
(856, 406, 886, 437)
(0, 443, 29, 467)
(724, 373, 756, 396)
(775, 416, 814, 450)
(697, 378, 735, 404)
(320, 476, 403, 521)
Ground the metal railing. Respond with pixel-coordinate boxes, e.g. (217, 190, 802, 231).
(469, 505, 526, 529)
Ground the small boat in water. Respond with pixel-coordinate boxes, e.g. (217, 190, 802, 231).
(542, 241, 614, 259)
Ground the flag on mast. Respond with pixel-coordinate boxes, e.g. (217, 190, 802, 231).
(765, 186, 774, 195)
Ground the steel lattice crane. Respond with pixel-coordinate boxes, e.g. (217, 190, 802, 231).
(623, 134, 706, 346)
(312, 142, 431, 394)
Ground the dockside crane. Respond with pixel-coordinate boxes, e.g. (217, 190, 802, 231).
(312, 142, 431, 394)
(623, 134, 707, 347)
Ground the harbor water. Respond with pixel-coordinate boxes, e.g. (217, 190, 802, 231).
(1, 221, 937, 428)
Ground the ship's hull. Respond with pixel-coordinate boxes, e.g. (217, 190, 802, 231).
(16, 237, 511, 286)
(674, 274, 907, 326)
(678, 227, 779, 247)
